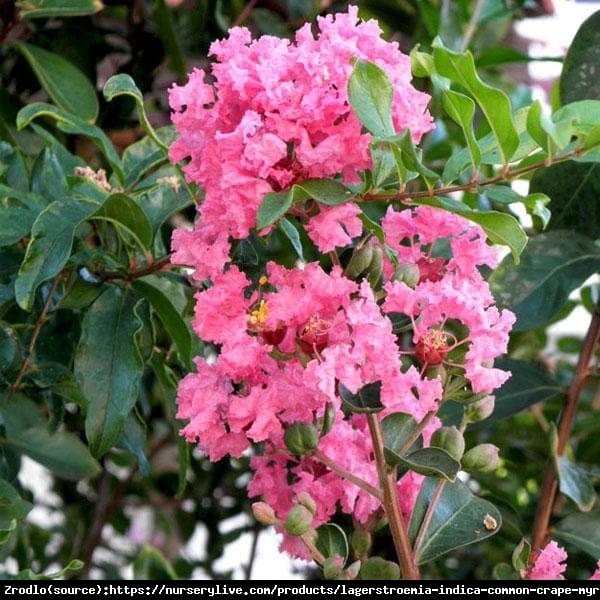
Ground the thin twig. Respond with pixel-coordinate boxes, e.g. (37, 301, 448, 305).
(367, 414, 421, 580)
(232, 0, 258, 27)
(100, 254, 173, 282)
(9, 276, 62, 397)
(244, 526, 261, 580)
(313, 448, 382, 500)
(529, 306, 600, 558)
(397, 410, 438, 457)
(459, 0, 485, 52)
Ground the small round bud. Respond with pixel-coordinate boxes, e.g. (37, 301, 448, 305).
(284, 422, 319, 456)
(322, 556, 345, 580)
(464, 395, 495, 423)
(350, 528, 372, 558)
(284, 504, 313, 536)
(344, 244, 374, 280)
(366, 246, 383, 287)
(251, 502, 278, 526)
(392, 262, 420, 288)
(461, 444, 500, 473)
(430, 426, 465, 461)
(296, 492, 317, 515)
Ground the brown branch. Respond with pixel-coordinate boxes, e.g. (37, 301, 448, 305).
(232, 0, 258, 27)
(100, 254, 173, 282)
(530, 306, 600, 557)
(360, 149, 582, 204)
(8, 276, 62, 397)
(367, 414, 421, 580)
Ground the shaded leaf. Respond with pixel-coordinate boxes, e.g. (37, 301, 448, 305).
(552, 511, 600, 559)
(0, 478, 32, 531)
(17, 0, 103, 19)
(117, 411, 150, 477)
(257, 190, 293, 229)
(338, 381, 383, 414)
(315, 523, 349, 564)
(555, 455, 596, 512)
(385, 447, 460, 481)
(293, 178, 354, 206)
(278, 218, 303, 260)
(381, 412, 421, 456)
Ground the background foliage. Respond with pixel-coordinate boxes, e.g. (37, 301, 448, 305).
(0, 0, 598, 580)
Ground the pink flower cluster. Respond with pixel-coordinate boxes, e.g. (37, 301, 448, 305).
(525, 541, 600, 580)
(175, 205, 514, 556)
(168, 6, 432, 280)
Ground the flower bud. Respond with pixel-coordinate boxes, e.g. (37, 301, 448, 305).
(392, 262, 420, 288)
(297, 492, 317, 515)
(430, 426, 465, 461)
(366, 245, 383, 287)
(322, 556, 345, 580)
(464, 395, 495, 423)
(284, 504, 313, 536)
(344, 244, 374, 280)
(251, 502, 278, 526)
(284, 422, 319, 456)
(350, 528, 372, 557)
(461, 444, 500, 473)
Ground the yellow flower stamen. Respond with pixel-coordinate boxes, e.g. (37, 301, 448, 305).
(248, 299, 269, 327)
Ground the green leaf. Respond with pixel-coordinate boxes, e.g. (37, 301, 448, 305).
(12, 42, 99, 123)
(93, 193, 153, 251)
(133, 545, 177, 580)
(490, 230, 600, 331)
(381, 412, 421, 456)
(0, 323, 19, 373)
(132, 275, 192, 369)
(103, 75, 167, 152)
(486, 359, 563, 423)
(442, 89, 481, 168)
(338, 381, 383, 414)
(530, 162, 600, 239)
(348, 60, 395, 138)
(409, 478, 502, 564)
(293, 178, 354, 206)
(117, 411, 150, 477)
(0, 207, 36, 247)
(433, 40, 519, 163)
(30, 147, 68, 204)
(122, 128, 174, 189)
(385, 447, 460, 481)
(555, 455, 596, 512)
(17, 103, 123, 183)
(552, 511, 600, 559)
(15, 197, 99, 311)
(135, 181, 193, 235)
(0, 478, 32, 531)
(477, 46, 532, 68)
(153, 0, 187, 79)
(560, 11, 600, 104)
(315, 523, 349, 564)
(278, 218, 303, 260)
(17, 0, 103, 19)
(75, 286, 144, 457)
(176, 437, 190, 499)
(256, 190, 293, 229)
(0, 397, 100, 480)
(360, 557, 400, 580)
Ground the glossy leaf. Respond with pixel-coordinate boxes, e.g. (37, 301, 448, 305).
(560, 11, 600, 104)
(256, 190, 293, 230)
(555, 455, 596, 512)
(315, 523, 349, 564)
(17, 0, 103, 19)
(433, 40, 519, 163)
(348, 60, 395, 138)
(409, 478, 502, 564)
(17, 103, 123, 183)
(117, 412, 150, 477)
(12, 42, 98, 123)
(338, 381, 383, 414)
(15, 197, 100, 311)
(381, 412, 421, 456)
(133, 275, 192, 369)
(442, 89, 481, 167)
(278, 218, 303, 260)
(552, 511, 600, 559)
(490, 230, 600, 331)
(75, 286, 144, 457)
(0, 207, 36, 247)
(121, 128, 175, 189)
(385, 447, 460, 481)
(293, 178, 354, 206)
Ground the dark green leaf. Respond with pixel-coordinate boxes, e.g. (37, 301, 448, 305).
(348, 60, 395, 138)
(17, 103, 123, 183)
(12, 42, 99, 123)
(93, 193, 153, 251)
(477, 46, 531, 68)
(530, 162, 600, 239)
(0, 142, 28, 191)
(555, 455, 596, 512)
(0, 397, 100, 480)
(293, 179, 354, 206)
(256, 190, 293, 229)
(490, 230, 600, 331)
(133, 545, 177, 580)
(552, 511, 600, 559)
(30, 147, 67, 204)
(409, 478, 502, 564)
(153, 0, 187, 79)
(338, 381, 383, 414)
(15, 197, 99, 311)
(486, 359, 562, 423)
(278, 218, 303, 260)
(381, 412, 421, 456)
(315, 523, 349, 564)
(0, 478, 32, 531)
(122, 128, 174, 189)
(17, 0, 103, 19)
(117, 411, 150, 476)
(360, 557, 400, 580)
(75, 286, 144, 457)
(135, 182, 193, 235)
(0, 207, 35, 247)
(442, 89, 481, 167)
(560, 11, 600, 104)
(385, 447, 460, 481)
(133, 275, 192, 369)
(0, 323, 19, 373)
(433, 40, 519, 163)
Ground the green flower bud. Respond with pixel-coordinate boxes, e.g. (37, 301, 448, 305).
(344, 244, 374, 280)
(430, 426, 465, 461)
(462, 443, 500, 473)
(366, 245, 384, 287)
(350, 528, 372, 558)
(322, 556, 345, 580)
(251, 502, 277, 526)
(284, 422, 319, 456)
(345, 560, 361, 580)
(464, 395, 495, 423)
(392, 262, 420, 288)
(297, 492, 317, 515)
(284, 504, 313, 536)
